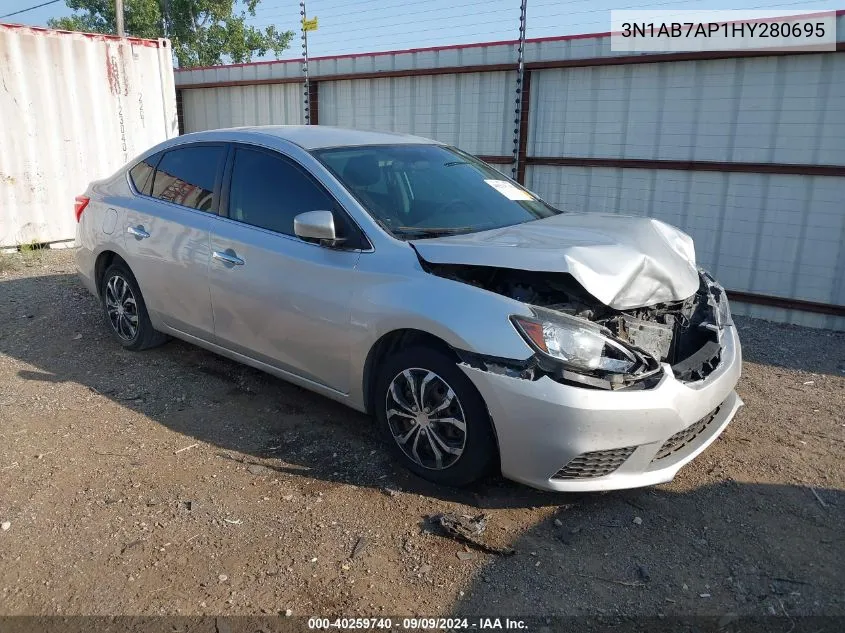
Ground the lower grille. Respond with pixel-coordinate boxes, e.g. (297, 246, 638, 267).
(653, 405, 722, 462)
(672, 341, 722, 382)
(552, 447, 636, 480)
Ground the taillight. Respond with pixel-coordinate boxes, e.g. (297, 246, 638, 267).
(74, 195, 90, 222)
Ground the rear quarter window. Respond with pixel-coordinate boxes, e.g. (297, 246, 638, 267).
(151, 145, 225, 212)
(129, 153, 160, 196)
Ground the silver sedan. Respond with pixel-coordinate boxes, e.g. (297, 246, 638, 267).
(75, 126, 742, 491)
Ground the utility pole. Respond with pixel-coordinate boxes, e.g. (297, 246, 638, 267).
(161, 0, 169, 38)
(115, 0, 125, 36)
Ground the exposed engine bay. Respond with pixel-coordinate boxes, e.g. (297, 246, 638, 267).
(424, 262, 728, 389)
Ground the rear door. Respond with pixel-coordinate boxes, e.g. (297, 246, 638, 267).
(122, 143, 226, 338)
(208, 144, 364, 393)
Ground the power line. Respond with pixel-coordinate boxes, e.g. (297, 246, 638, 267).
(252, 7, 518, 34)
(253, 0, 829, 29)
(250, 0, 697, 37)
(259, 0, 515, 24)
(262, 2, 676, 47)
(252, 0, 832, 49)
(0, 0, 63, 20)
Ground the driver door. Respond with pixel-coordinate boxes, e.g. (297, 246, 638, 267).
(208, 145, 363, 393)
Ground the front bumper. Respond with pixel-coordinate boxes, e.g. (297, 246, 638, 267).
(460, 324, 743, 492)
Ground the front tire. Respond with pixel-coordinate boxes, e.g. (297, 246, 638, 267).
(101, 261, 168, 351)
(374, 346, 497, 487)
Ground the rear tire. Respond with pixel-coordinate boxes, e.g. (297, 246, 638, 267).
(101, 261, 168, 351)
(374, 346, 497, 487)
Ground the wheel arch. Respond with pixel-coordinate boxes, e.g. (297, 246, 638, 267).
(94, 250, 130, 295)
(360, 327, 503, 468)
(365, 329, 503, 483)
(362, 328, 459, 416)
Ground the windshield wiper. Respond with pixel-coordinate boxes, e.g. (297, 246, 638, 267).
(443, 161, 470, 167)
(393, 226, 474, 239)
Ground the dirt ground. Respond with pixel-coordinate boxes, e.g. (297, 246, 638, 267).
(0, 249, 843, 620)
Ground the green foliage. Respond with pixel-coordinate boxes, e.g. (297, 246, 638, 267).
(19, 239, 41, 252)
(49, 0, 293, 68)
(17, 240, 45, 267)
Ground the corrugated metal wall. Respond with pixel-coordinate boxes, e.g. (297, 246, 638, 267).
(181, 83, 304, 132)
(0, 24, 177, 247)
(181, 72, 515, 159)
(527, 54, 845, 165)
(176, 42, 518, 86)
(524, 51, 845, 329)
(174, 20, 845, 328)
(319, 71, 515, 156)
(527, 167, 845, 329)
(175, 13, 844, 87)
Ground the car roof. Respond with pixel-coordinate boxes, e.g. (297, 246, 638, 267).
(177, 125, 439, 150)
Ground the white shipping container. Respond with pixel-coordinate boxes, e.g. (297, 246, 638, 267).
(0, 24, 178, 247)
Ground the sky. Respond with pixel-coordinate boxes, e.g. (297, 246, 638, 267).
(2, 0, 842, 59)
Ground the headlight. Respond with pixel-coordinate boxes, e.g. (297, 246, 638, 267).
(511, 307, 638, 375)
(715, 289, 732, 327)
(700, 269, 733, 328)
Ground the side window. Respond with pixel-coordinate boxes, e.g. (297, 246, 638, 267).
(129, 152, 160, 196)
(228, 148, 336, 236)
(151, 145, 224, 212)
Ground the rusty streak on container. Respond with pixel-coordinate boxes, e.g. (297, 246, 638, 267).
(0, 23, 177, 247)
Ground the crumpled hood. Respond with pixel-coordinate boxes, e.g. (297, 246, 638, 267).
(411, 213, 700, 310)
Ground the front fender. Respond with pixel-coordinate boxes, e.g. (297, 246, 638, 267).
(346, 246, 534, 410)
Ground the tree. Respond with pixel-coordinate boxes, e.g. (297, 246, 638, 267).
(48, 1, 294, 68)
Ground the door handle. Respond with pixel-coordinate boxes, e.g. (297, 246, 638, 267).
(212, 250, 245, 266)
(127, 225, 150, 239)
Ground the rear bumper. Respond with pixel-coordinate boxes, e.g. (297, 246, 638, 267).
(460, 325, 743, 492)
(75, 243, 97, 297)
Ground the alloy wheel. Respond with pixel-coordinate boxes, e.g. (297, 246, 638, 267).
(104, 275, 139, 341)
(384, 368, 467, 470)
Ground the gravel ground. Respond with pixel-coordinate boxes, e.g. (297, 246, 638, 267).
(0, 249, 843, 619)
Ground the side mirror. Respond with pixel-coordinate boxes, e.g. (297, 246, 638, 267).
(293, 210, 345, 246)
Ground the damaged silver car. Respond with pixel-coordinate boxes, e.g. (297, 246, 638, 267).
(76, 126, 742, 491)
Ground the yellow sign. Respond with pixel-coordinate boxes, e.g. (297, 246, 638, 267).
(302, 17, 318, 32)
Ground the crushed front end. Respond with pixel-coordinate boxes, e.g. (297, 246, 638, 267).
(428, 262, 743, 491)
(589, 270, 733, 385)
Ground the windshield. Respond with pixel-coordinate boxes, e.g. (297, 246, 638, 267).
(313, 144, 562, 239)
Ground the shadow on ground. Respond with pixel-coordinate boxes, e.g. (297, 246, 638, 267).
(1, 273, 843, 509)
(1, 271, 844, 618)
(451, 481, 844, 618)
(1, 273, 564, 507)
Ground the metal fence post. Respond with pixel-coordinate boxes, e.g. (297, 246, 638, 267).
(300, 0, 311, 125)
(512, 0, 528, 181)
